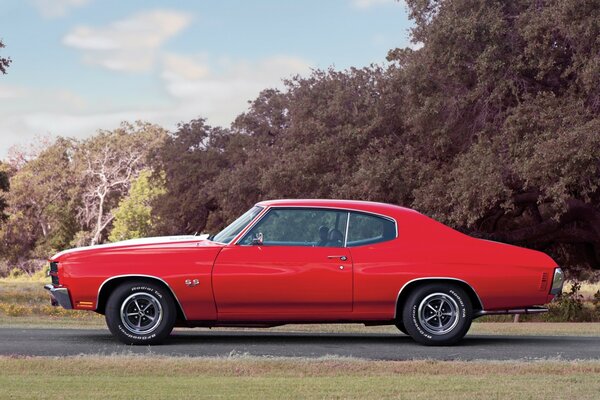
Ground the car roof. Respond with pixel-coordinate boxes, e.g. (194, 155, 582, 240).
(255, 199, 418, 217)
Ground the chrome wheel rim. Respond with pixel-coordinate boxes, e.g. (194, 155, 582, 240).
(120, 293, 163, 335)
(417, 293, 459, 335)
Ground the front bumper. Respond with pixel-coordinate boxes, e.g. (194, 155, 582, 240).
(44, 284, 73, 309)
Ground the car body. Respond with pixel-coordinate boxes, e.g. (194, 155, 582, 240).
(46, 199, 564, 345)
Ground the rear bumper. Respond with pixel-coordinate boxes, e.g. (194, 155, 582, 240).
(44, 284, 73, 310)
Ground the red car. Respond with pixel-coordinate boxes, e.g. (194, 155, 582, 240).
(46, 199, 564, 346)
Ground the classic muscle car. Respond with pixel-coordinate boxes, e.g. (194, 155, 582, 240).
(46, 199, 564, 346)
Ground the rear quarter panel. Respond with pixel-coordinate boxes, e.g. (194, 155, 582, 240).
(350, 210, 557, 318)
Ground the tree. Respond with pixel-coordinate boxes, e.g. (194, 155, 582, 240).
(150, 119, 233, 235)
(0, 163, 10, 222)
(0, 138, 78, 262)
(109, 169, 166, 242)
(75, 122, 167, 246)
(0, 39, 11, 75)
(393, 0, 600, 272)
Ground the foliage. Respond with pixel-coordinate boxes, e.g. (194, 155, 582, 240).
(150, 119, 233, 235)
(593, 290, 600, 313)
(398, 0, 600, 271)
(109, 170, 166, 242)
(0, 138, 77, 261)
(0, 39, 11, 75)
(0, 124, 166, 269)
(546, 282, 590, 322)
(74, 122, 167, 245)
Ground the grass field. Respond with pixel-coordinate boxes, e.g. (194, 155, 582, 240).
(1, 277, 599, 399)
(1, 355, 599, 400)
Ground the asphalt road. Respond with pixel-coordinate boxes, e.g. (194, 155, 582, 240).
(0, 328, 598, 360)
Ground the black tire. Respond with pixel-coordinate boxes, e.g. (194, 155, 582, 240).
(401, 283, 472, 346)
(395, 321, 408, 335)
(105, 281, 176, 345)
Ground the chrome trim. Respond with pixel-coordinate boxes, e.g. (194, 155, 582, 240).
(231, 206, 271, 245)
(214, 205, 266, 245)
(44, 284, 73, 309)
(393, 277, 484, 319)
(119, 292, 163, 335)
(234, 205, 398, 247)
(474, 307, 548, 317)
(550, 267, 564, 295)
(96, 274, 187, 320)
(418, 292, 460, 335)
(344, 211, 350, 247)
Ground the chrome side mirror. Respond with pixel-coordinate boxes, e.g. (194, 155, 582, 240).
(251, 232, 263, 245)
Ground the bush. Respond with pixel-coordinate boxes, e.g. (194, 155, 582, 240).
(546, 282, 598, 322)
(593, 290, 600, 313)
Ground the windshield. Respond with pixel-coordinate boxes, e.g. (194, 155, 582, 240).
(211, 206, 263, 244)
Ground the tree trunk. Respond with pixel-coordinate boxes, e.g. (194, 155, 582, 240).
(91, 192, 105, 246)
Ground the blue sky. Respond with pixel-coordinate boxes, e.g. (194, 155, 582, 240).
(0, 0, 413, 157)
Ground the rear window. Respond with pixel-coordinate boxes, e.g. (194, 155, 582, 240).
(346, 212, 396, 247)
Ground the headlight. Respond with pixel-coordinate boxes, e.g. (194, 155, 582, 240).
(550, 267, 564, 295)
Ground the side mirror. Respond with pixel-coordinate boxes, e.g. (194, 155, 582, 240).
(251, 232, 263, 245)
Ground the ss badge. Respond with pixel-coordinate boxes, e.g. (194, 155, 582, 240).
(185, 279, 199, 287)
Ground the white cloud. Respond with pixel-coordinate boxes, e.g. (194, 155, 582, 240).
(0, 54, 313, 157)
(0, 84, 29, 99)
(31, 0, 92, 18)
(162, 53, 210, 81)
(160, 54, 312, 126)
(351, 0, 398, 9)
(63, 10, 192, 72)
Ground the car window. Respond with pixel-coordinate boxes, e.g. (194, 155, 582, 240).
(239, 208, 348, 247)
(212, 206, 263, 244)
(347, 212, 396, 247)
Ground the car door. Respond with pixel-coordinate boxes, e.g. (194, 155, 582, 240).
(212, 207, 353, 318)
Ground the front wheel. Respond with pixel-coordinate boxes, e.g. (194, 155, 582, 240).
(402, 283, 472, 346)
(105, 281, 176, 345)
(395, 321, 408, 335)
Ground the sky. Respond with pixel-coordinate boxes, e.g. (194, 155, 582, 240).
(0, 0, 414, 158)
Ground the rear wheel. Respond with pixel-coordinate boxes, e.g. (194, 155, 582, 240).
(402, 283, 472, 346)
(105, 281, 176, 345)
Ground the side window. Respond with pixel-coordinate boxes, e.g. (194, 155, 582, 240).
(347, 212, 396, 247)
(239, 208, 348, 247)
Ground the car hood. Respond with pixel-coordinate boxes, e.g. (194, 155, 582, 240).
(50, 235, 219, 261)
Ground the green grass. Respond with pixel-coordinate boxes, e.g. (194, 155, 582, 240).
(1, 356, 599, 399)
(1, 278, 598, 399)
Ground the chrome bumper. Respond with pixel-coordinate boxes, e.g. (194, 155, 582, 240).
(44, 284, 73, 309)
(474, 307, 548, 318)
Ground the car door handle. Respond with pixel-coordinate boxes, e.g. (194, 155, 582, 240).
(327, 255, 348, 261)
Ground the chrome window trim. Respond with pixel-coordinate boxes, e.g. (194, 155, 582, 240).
(343, 211, 350, 247)
(393, 277, 485, 319)
(214, 205, 265, 245)
(345, 210, 398, 247)
(233, 204, 399, 247)
(96, 274, 187, 320)
(230, 206, 270, 245)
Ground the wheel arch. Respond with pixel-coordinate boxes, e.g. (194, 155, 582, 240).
(394, 277, 484, 320)
(96, 275, 187, 321)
